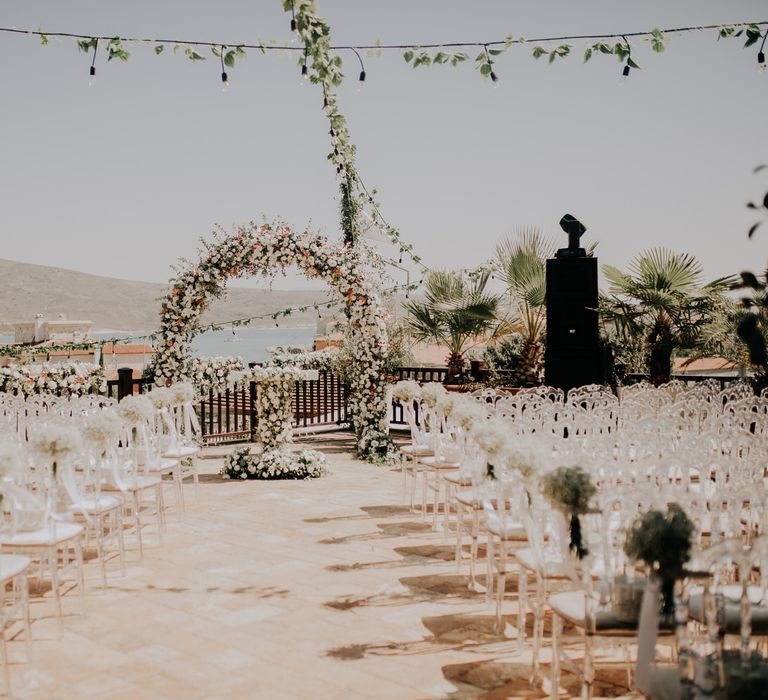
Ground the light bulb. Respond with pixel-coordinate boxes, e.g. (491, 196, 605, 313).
(758, 51, 766, 72)
(88, 64, 96, 86)
(300, 63, 308, 86)
(221, 72, 229, 91)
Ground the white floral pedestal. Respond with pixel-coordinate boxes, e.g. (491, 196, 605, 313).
(221, 367, 327, 480)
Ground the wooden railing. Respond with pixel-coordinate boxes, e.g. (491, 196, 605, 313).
(101, 365, 751, 445)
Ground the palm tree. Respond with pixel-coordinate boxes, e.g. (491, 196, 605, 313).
(600, 248, 733, 385)
(494, 228, 555, 386)
(404, 269, 504, 382)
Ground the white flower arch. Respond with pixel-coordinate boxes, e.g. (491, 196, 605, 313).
(154, 222, 394, 462)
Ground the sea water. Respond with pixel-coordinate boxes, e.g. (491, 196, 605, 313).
(91, 327, 317, 364)
(3, 327, 318, 364)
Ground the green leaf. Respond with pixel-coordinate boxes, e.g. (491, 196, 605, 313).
(532, 46, 547, 59)
(433, 51, 448, 64)
(39, 33, 49, 46)
(583, 47, 593, 63)
(548, 51, 557, 64)
(597, 42, 613, 54)
(627, 57, 641, 70)
(155, 44, 164, 55)
(224, 51, 236, 67)
(185, 48, 206, 61)
(651, 28, 663, 39)
(745, 27, 762, 48)
(651, 38, 665, 53)
(480, 62, 491, 76)
(403, 49, 414, 63)
(211, 46, 222, 57)
(488, 48, 503, 56)
(235, 47, 246, 58)
(77, 38, 97, 53)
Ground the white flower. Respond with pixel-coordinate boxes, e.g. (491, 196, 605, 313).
(392, 380, 420, 403)
(29, 422, 83, 463)
(451, 399, 487, 431)
(421, 382, 447, 408)
(82, 411, 123, 449)
(117, 395, 155, 425)
(170, 382, 196, 405)
(471, 418, 508, 460)
(147, 387, 174, 409)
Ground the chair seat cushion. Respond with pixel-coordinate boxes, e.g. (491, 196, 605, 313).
(400, 445, 434, 457)
(0, 554, 32, 581)
(162, 445, 199, 459)
(688, 584, 768, 634)
(70, 494, 123, 514)
(419, 456, 461, 469)
(549, 590, 638, 633)
(515, 547, 574, 578)
(1, 522, 84, 547)
(485, 517, 526, 541)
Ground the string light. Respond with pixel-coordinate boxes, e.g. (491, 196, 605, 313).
(290, 1, 298, 38)
(759, 31, 767, 70)
(300, 46, 309, 85)
(620, 35, 632, 84)
(350, 48, 366, 88)
(89, 39, 98, 83)
(483, 45, 498, 84)
(220, 45, 229, 89)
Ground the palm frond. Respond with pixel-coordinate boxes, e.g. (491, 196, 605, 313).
(628, 248, 703, 293)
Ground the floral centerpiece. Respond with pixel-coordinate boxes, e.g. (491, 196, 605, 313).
(471, 417, 509, 479)
(392, 380, 421, 404)
(0, 362, 106, 397)
(170, 382, 196, 406)
(624, 503, 695, 616)
(450, 398, 487, 432)
(28, 423, 83, 476)
(542, 466, 597, 559)
(221, 446, 328, 480)
(153, 223, 394, 464)
(81, 411, 123, 457)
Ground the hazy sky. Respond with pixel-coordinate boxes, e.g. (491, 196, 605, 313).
(1, 0, 767, 292)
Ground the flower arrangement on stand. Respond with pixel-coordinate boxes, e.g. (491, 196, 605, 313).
(221, 446, 327, 480)
(0, 362, 106, 397)
(218, 366, 330, 481)
(624, 503, 695, 616)
(153, 223, 394, 464)
(542, 466, 597, 560)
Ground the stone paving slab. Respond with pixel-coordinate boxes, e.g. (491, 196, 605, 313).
(5, 434, 639, 699)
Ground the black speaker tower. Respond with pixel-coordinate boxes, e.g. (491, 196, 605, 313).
(544, 215, 611, 391)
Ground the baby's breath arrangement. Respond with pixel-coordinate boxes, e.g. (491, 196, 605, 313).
(221, 446, 328, 481)
(624, 503, 695, 615)
(542, 466, 597, 559)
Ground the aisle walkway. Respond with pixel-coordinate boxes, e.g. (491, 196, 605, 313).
(8, 434, 635, 699)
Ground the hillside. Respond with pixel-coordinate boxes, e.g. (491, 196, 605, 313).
(0, 259, 329, 333)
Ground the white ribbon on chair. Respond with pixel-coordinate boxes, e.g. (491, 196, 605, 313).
(161, 407, 180, 455)
(634, 578, 661, 696)
(183, 401, 201, 439)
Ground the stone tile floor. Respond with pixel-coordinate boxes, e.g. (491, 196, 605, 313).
(5, 433, 640, 699)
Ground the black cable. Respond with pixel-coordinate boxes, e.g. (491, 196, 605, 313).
(5, 20, 766, 53)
